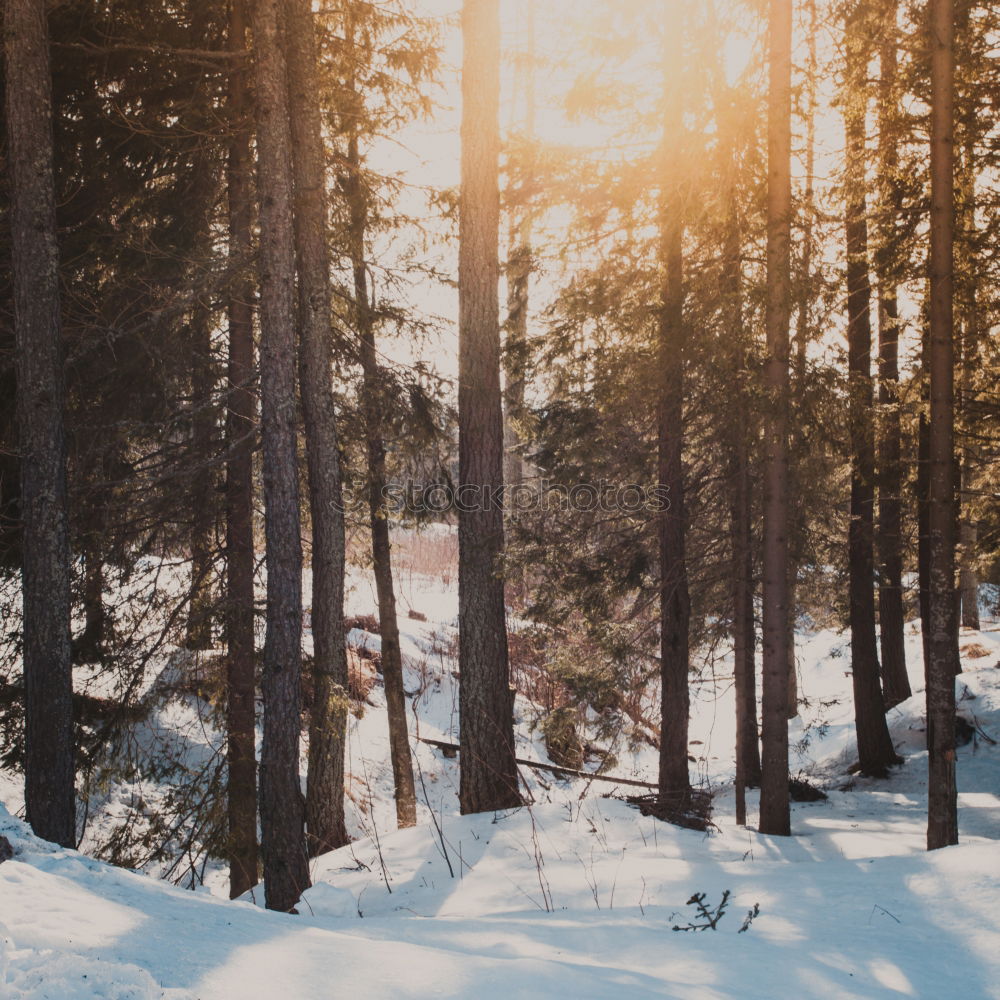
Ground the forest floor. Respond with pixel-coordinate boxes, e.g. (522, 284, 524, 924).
(1, 539, 999, 998)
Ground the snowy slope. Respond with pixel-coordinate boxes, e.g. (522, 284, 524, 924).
(2, 551, 1000, 998)
(3, 788, 1000, 998)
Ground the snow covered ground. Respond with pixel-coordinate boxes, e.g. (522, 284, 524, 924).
(1, 550, 999, 998)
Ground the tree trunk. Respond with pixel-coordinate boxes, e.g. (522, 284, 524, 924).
(874, 2, 911, 710)
(458, 0, 520, 815)
(181, 0, 221, 654)
(343, 73, 418, 829)
(284, 0, 350, 858)
(5, 0, 76, 848)
(657, 8, 691, 801)
(917, 385, 931, 670)
(722, 123, 762, 809)
(503, 0, 535, 490)
(759, 0, 792, 838)
(784, 0, 819, 728)
(224, 0, 259, 901)
(956, 117, 980, 634)
(248, 0, 310, 911)
(728, 354, 761, 812)
(186, 303, 216, 651)
(844, 2, 898, 776)
(926, 0, 959, 850)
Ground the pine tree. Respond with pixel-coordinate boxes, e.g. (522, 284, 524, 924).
(320, 0, 439, 832)
(503, 0, 535, 490)
(785, 0, 820, 724)
(458, 0, 520, 815)
(284, 0, 351, 858)
(657, 6, 691, 802)
(224, 0, 259, 899)
(954, 1, 981, 634)
(5, 0, 76, 848)
(720, 92, 762, 817)
(182, 7, 223, 654)
(341, 4, 418, 829)
(843, 0, 898, 776)
(926, 0, 959, 851)
(248, 0, 311, 910)
(759, 0, 793, 838)
(874, 0, 911, 709)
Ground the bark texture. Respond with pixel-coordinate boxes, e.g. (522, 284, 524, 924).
(284, 0, 350, 857)
(722, 126, 762, 811)
(956, 112, 980, 634)
(875, 4, 911, 709)
(458, 0, 520, 815)
(6, 0, 76, 848)
(785, 0, 820, 727)
(503, 1, 534, 490)
(759, 0, 793, 837)
(224, 0, 259, 900)
(248, 0, 310, 910)
(926, 0, 959, 850)
(186, 303, 216, 651)
(844, 2, 898, 776)
(657, 14, 691, 800)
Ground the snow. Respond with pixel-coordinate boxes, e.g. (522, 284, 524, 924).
(2, 546, 1000, 998)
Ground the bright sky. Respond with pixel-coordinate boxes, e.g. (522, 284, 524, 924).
(361, 0, 921, 387)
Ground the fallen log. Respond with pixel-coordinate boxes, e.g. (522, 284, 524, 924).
(418, 736, 658, 790)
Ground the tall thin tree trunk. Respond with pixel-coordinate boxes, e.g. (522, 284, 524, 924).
(917, 370, 931, 670)
(503, 0, 535, 490)
(875, 0, 910, 709)
(248, 0, 310, 911)
(794, 0, 817, 388)
(5, 0, 76, 848)
(844, 2, 898, 775)
(458, 0, 520, 815)
(785, 0, 818, 726)
(657, 8, 691, 801)
(187, 303, 216, 651)
(723, 129, 762, 812)
(183, 0, 220, 654)
(926, 0, 959, 850)
(284, 0, 350, 857)
(759, 0, 792, 838)
(956, 125, 980, 633)
(225, 0, 259, 900)
(344, 75, 418, 829)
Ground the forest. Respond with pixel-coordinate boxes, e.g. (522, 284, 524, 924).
(1, 0, 999, 996)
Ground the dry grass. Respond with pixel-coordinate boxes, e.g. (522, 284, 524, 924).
(961, 643, 992, 660)
(391, 526, 458, 588)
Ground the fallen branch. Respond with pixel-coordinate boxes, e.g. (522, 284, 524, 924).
(417, 737, 658, 790)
